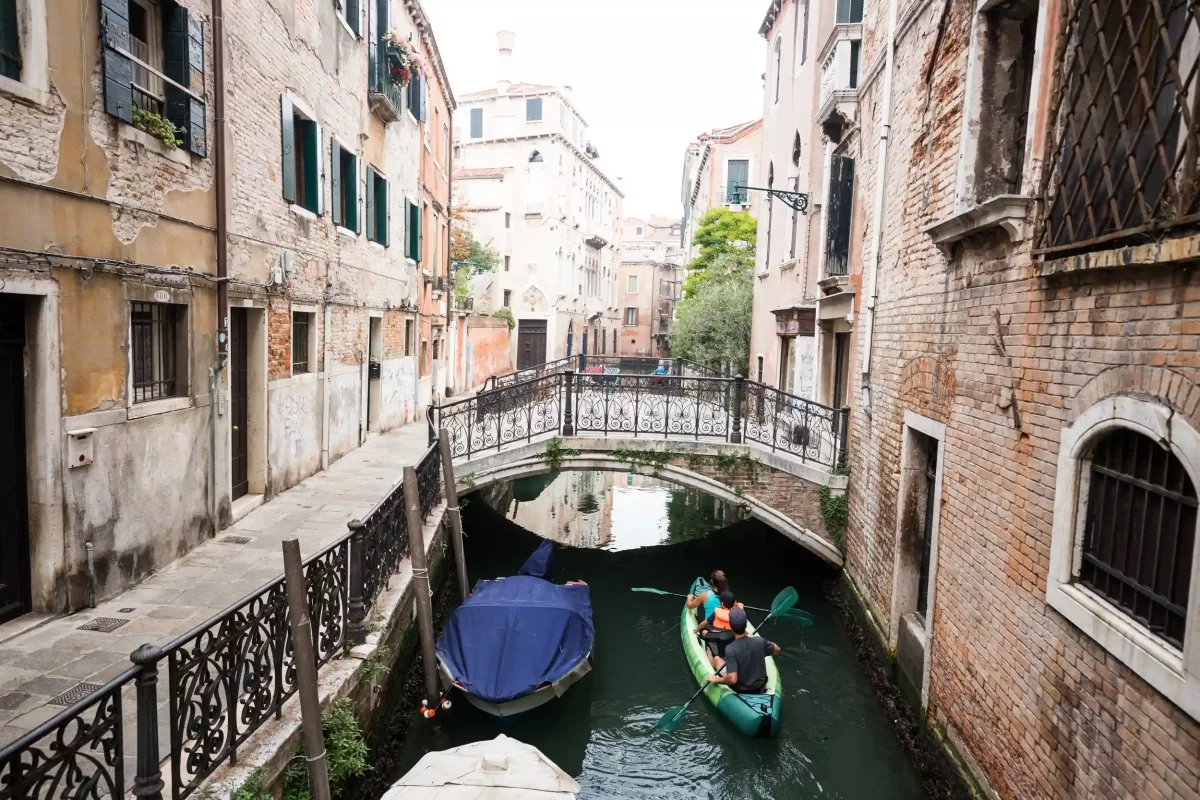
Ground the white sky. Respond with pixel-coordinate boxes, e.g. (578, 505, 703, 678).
(423, 0, 769, 218)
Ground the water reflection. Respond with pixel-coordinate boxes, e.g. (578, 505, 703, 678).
(483, 471, 745, 550)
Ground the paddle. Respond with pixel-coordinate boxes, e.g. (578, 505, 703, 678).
(630, 586, 814, 626)
(654, 586, 798, 735)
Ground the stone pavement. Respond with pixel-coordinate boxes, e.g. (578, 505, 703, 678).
(0, 422, 432, 750)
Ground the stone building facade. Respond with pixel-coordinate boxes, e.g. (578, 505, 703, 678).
(454, 32, 624, 369)
(0, 0, 451, 619)
(773, 0, 1200, 794)
(680, 119, 764, 267)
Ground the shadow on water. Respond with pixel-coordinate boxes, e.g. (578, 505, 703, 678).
(366, 472, 932, 800)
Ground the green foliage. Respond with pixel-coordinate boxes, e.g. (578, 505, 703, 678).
(492, 308, 515, 328)
(231, 770, 273, 800)
(359, 645, 392, 683)
(682, 249, 754, 297)
(671, 273, 752, 376)
(459, 472, 477, 490)
(610, 447, 678, 476)
(819, 467, 850, 549)
(282, 698, 369, 800)
(453, 237, 501, 302)
(685, 208, 757, 280)
(534, 437, 581, 471)
(132, 108, 180, 149)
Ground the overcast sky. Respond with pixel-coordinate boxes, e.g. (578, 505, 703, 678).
(423, 0, 768, 219)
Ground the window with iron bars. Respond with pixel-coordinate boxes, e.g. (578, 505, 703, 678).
(1038, 0, 1200, 255)
(292, 312, 312, 374)
(1078, 428, 1197, 649)
(131, 302, 185, 403)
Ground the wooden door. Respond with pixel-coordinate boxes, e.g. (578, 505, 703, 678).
(0, 295, 29, 623)
(230, 309, 249, 500)
(517, 319, 547, 369)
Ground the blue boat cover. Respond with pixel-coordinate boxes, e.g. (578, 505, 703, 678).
(518, 539, 554, 579)
(436, 569, 593, 703)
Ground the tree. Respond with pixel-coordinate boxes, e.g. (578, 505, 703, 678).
(686, 208, 757, 278)
(452, 235, 501, 301)
(670, 273, 752, 375)
(682, 249, 753, 297)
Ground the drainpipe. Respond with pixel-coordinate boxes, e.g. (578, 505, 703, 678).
(212, 0, 229, 521)
(859, 0, 900, 414)
(321, 272, 333, 470)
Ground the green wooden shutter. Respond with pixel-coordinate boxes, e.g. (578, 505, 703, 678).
(415, 201, 422, 261)
(346, 0, 360, 35)
(280, 95, 296, 203)
(420, 76, 428, 122)
(349, 153, 360, 233)
(100, 0, 133, 124)
(382, 178, 391, 248)
(365, 169, 375, 241)
(330, 138, 342, 225)
(165, 8, 206, 156)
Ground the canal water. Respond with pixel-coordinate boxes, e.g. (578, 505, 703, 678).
(384, 471, 928, 800)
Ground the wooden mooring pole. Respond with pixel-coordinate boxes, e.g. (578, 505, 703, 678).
(438, 428, 470, 602)
(281, 539, 332, 800)
(403, 466, 442, 709)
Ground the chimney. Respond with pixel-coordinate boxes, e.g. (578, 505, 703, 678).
(497, 31, 516, 87)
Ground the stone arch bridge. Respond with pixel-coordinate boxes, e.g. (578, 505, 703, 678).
(429, 357, 850, 566)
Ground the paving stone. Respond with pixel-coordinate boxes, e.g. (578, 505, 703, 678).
(0, 692, 31, 711)
(52, 651, 123, 680)
(17, 675, 85, 698)
(8, 703, 65, 730)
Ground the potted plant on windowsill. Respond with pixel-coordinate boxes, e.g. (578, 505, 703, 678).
(132, 107, 180, 150)
(382, 31, 424, 89)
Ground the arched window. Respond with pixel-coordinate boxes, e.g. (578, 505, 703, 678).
(773, 37, 782, 104)
(792, 133, 802, 166)
(529, 150, 543, 163)
(1079, 428, 1197, 647)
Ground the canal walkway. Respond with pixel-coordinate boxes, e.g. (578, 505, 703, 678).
(0, 422, 431, 748)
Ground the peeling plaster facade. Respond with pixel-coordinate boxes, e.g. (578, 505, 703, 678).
(0, 0, 452, 618)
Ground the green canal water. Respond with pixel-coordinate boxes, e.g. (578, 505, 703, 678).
(384, 471, 928, 800)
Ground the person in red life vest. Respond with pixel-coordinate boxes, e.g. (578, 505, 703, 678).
(693, 590, 743, 665)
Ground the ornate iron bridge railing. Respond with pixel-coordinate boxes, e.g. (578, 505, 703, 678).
(435, 370, 850, 470)
(483, 355, 728, 391)
(0, 444, 445, 800)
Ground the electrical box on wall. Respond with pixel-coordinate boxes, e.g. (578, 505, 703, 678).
(67, 428, 96, 469)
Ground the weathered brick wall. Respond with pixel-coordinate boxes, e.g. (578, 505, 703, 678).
(465, 314, 513, 389)
(843, 0, 1200, 797)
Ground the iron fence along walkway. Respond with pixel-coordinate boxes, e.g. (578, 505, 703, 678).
(0, 444, 445, 800)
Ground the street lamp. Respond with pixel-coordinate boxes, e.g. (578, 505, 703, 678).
(732, 183, 810, 214)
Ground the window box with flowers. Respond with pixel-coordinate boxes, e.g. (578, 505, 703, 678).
(370, 31, 426, 123)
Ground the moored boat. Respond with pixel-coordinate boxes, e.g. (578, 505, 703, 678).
(436, 541, 594, 717)
(380, 734, 580, 799)
(681, 576, 781, 738)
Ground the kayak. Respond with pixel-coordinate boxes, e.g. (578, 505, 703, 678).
(680, 577, 781, 738)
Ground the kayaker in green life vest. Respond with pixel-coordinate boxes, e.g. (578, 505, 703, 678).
(686, 569, 731, 622)
(708, 608, 781, 694)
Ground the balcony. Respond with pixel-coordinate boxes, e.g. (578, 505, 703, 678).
(817, 26, 862, 142)
(368, 41, 403, 123)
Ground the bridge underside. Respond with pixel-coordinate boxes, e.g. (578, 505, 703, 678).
(453, 437, 845, 567)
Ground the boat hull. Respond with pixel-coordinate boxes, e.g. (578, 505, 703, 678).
(682, 577, 782, 738)
(438, 653, 592, 718)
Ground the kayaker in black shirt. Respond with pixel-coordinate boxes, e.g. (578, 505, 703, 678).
(707, 608, 780, 694)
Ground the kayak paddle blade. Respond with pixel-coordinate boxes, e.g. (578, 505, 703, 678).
(770, 586, 799, 618)
(655, 704, 690, 734)
(782, 608, 814, 626)
(630, 587, 673, 596)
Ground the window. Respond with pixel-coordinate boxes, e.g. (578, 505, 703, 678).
(405, 197, 421, 261)
(727, 159, 749, 205)
(282, 96, 321, 214)
(773, 37, 782, 104)
(131, 302, 185, 403)
(101, 0, 207, 155)
(797, 0, 809, 68)
(332, 139, 359, 232)
(340, 0, 360, 36)
(756, 355, 764, 383)
(404, 318, 414, 356)
(835, 0, 863, 24)
(432, 337, 440, 360)
(529, 150, 543, 163)
(624, 307, 637, 326)
(635, 226, 643, 235)
(406, 71, 426, 122)
(504, 255, 510, 271)
(1038, 0, 1199, 253)
(1077, 429, 1196, 648)
(503, 290, 511, 307)
(612, 329, 617, 352)
(526, 97, 542, 121)
(505, 212, 511, 228)
(366, 167, 389, 246)
(292, 312, 312, 374)
(0, 0, 19, 80)
(824, 155, 855, 277)
(765, 162, 775, 268)
(470, 107, 482, 138)
(627, 275, 638, 294)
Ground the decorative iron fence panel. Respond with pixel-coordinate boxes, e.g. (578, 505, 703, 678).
(439, 373, 564, 458)
(0, 669, 132, 800)
(417, 444, 442, 520)
(359, 485, 409, 611)
(574, 375, 732, 440)
(742, 383, 844, 468)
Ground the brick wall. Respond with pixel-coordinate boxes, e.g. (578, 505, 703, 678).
(465, 314, 513, 389)
(840, 0, 1200, 796)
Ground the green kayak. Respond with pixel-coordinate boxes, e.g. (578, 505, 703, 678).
(681, 577, 782, 738)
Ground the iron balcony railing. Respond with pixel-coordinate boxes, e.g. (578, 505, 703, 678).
(367, 40, 404, 123)
(1037, 0, 1200, 255)
(0, 444, 444, 800)
(434, 370, 850, 470)
(482, 355, 728, 392)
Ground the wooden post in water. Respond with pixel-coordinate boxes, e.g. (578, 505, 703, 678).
(438, 428, 470, 602)
(282, 539, 332, 800)
(404, 466, 442, 708)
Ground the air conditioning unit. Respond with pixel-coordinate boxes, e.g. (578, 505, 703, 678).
(272, 249, 293, 286)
